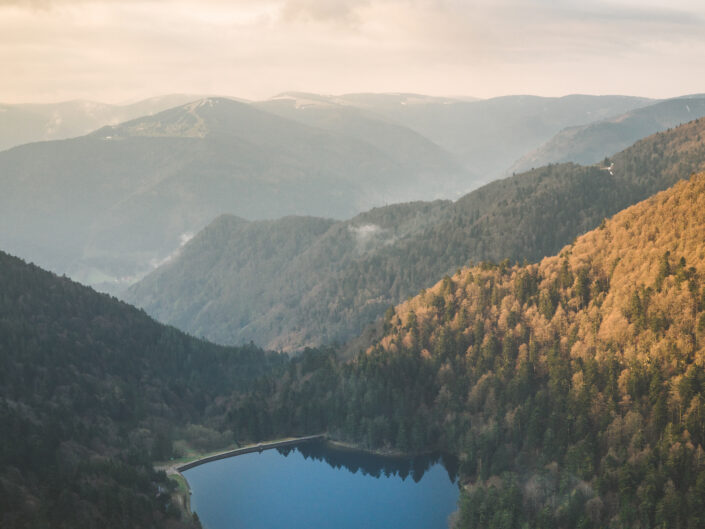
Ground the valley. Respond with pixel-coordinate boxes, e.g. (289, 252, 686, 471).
(6, 0, 705, 526)
(2, 93, 705, 529)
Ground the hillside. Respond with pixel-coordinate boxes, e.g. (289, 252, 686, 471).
(125, 202, 452, 349)
(510, 96, 705, 174)
(0, 97, 465, 292)
(368, 172, 705, 528)
(126, 118, 705, 351)
(0, 95, 204, 152)
(231, 173, 705, 529)
(0, 250, 284, 529)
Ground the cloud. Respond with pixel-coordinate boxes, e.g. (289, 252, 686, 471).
(0, 0, 704, 103)
(281, 0, 369, 25)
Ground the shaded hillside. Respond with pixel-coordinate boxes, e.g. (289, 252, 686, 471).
(126, 201, 451, 349)
(0, 97, 465, 292)
(127, 214, 338, 343)
(510, 96, 705, 173)
(0, 95, 203, 152)
(232, 173, 705, 529)
(126, 118, 705, 351)
(0, 250, 284, 529)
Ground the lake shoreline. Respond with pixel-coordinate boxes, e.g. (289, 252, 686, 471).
(176, 434, 326, 472)
(161, 434, 444, 524)
(180, 437, 460, 529)
(155, 434, 325, 521)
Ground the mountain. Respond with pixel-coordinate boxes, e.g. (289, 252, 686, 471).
(125, 117, 705, 351)
(231, 172, 705, 529)
(0, 94, 205, 152)
(0, 97, 467, 292)
(510, 96, 705, 174)
(280, 92, 654, 181)
(255, 95, 469, 190)
(124, 201, 451, 350)
(0, 249, 284, 529)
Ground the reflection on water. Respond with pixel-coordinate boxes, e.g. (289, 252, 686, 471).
(280, 440, 459, 484)
(184, 440, 460, 529)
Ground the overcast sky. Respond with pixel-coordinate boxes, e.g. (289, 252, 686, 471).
(2, 0, 705, 103)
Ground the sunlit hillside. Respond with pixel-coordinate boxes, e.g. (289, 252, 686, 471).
(365, 173, 705, 527)
(230, 173, 705, 529)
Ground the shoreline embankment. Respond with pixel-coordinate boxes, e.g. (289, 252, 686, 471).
(176, 434, 327, 472)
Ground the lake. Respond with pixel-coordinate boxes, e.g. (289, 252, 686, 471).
(182, 440, 460, 529)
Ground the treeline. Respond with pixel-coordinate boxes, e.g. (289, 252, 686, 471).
(0, 250, 286, 529)
(227, 174, 705, 528)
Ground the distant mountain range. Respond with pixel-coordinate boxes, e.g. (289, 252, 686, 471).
(0, 94, 205, 152)
(0, 97, 467, 291)
(4, 91, 704, 297)
(124, 117, 705, 351)
(263, 92, 654, 182)
(509, 95, 705, 174)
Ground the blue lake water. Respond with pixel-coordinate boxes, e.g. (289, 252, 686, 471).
(183, 441, 460, 529)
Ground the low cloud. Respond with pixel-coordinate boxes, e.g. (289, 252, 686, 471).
(148, 231, 194, 270)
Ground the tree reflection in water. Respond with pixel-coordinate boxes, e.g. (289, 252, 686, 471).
(277, 441, 458, 484)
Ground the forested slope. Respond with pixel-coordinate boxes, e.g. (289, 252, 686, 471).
(0, 251, 284, 529)
(127, 118, 705, 352)
(230, 173, 705, 528)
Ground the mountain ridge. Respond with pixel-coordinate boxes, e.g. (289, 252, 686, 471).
(125, 117, 705, 351)
(0, 96, 467, 292)
(509, 96, 705, 174)
(263, 92, 654, 181)
(0, 94, 207, 152)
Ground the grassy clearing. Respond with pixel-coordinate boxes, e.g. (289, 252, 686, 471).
(169, 473, 190, 494)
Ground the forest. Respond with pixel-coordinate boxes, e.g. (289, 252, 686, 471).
(0, 251, 286, 529)
(227, 173, 705, 528)
(4, 125, 705, 529)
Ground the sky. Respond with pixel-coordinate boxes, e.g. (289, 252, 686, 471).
(2, 0, 705, 103)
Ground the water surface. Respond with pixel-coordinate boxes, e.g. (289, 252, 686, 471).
(183, 441, 459, 529)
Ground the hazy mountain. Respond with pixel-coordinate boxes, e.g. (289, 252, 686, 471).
(124, 201, 451, 350)
(510, 96, 705, 173)
(0, 249, 284, 529)
(125, 117, 705, 351)
(255, 95, 470, 191)
(0, 94, 205, 152)
(280, 92, 654, 181)
(0, 97, 467, 291)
